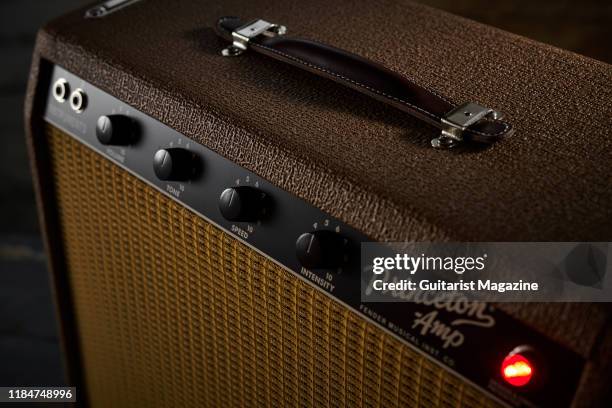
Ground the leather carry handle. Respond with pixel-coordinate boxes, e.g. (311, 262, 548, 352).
(215, 17, 513, 148)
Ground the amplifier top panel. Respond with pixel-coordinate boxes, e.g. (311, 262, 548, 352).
(32, 0, 612, 243)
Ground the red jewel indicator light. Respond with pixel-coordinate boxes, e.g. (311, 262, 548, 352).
(501, 353, 534, 387)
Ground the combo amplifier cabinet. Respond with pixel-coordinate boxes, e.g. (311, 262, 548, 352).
(24, 0, 611, 407)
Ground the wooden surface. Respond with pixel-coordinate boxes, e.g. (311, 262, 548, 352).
(0, 237, 65, 386)
(0, 0, 90, 387)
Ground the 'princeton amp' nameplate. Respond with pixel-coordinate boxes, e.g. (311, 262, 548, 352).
(43, 64, 583, 408)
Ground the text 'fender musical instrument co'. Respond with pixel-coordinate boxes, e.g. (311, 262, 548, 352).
(25, 0, 611, 407)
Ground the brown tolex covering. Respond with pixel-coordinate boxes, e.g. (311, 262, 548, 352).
(24, 0, 611, 406)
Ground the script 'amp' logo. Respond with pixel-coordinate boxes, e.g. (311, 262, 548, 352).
(366, 270, 496, 349)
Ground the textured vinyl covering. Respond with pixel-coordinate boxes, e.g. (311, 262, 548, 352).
(46, 125, 501, 407)
(25, 0, 612, 358)
(31, 0, 612, 243)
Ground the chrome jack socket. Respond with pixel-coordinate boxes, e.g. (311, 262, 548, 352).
(69, 88, 87, 113)
(53, 78, 70, 103)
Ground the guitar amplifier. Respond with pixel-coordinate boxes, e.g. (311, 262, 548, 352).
(24, 0, 611, 407)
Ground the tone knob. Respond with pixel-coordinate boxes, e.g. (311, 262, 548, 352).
(96, 114, 138, 145)
(153, 148, 199, 181)
(219, 186, 270, 222)
(296, 230, 346, 269)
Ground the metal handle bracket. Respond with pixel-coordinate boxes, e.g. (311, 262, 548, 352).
(221, 19, 287, 57)
(432, 103, 504, 148)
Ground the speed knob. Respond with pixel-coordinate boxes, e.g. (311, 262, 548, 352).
(219, 186, 270, 222)
(96, 114, 138, 145)
(153, 148, 199, 181)
(296, 230, 346, 269)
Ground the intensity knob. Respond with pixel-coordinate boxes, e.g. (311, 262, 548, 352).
(219, 186, 270, 222)
(96, 114, 138, 145)
(296, 230, 346, 269)
(153, 148, 199, 181)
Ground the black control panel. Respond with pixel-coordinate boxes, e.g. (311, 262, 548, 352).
(45, 66, 360, 281)
(43, 65, 583, 408)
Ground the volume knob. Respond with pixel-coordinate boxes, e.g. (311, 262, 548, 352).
(96, 115, 138, 145)
(296, 230, 346, 269)
(219, 186, 270, 222)
(153, 148, 199, 181)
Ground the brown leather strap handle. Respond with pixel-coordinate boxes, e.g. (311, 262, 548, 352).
(215, 17, 513, 148)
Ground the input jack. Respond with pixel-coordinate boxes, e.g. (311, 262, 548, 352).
(53, 78, 70, 103)
(69, 89, 87, 113)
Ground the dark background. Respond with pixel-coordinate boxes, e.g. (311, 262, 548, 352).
(0, 0, 610, 387)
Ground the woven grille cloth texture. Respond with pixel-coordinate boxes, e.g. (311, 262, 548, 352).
(47, 125, 501, 407)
